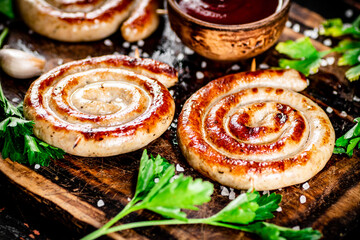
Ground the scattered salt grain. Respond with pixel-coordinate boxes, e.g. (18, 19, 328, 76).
(353, 95, 360, 102)
(326, 107, 333, 114)
(154, 178, 159, 183)
(201, 61, 207, 68)
(323, 38, 332, 47)
(104, 39, 113, 46)
(302, 182, 310, 190)
(142, 52, 149, 58)
(12, 97, 20, 103)
(229, 191, 236, 200)
(131, 45, 138, 51)
(292, 23, 300, 33)
(196, 71, 204, 79)
(57, 59, 64, 65)
(333, 90, 338, 95)
(326, 57, 335, 65)
(122, 41, 130, 48)
(176, 164, 185, 172)
(285, 20, 292, 28)
(231, 64, 240, 71)
(34, 164, 41, 170)
(304, 29, 318, 39)
(177, 53, 185, 61)
(184, 46, 194, 55)
(300, 195, 306, 204)
(276, 207, 282, 212)
(320, 59, 328, 67)
(137, 40, 145, 47)
(127, 197, 132, 201)
(97, 199, 105, 207)
(340, 111, 348, 117)
(259, 63, 269, 69)
(28, 30, 33, 35)
(292, 226, 300, 230)
(221, 186, 230, 196)
(345, 9, 353, 18)
(262, 190, 270, 195)
(358, 55, 360, 62)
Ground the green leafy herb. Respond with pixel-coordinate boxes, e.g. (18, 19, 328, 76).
(0, 28, 9, 48)
(275, 37, 331, 76)
(82, 150, 321, 240)
(0, 0, 14, 19)
(334, 117, 360, 157)
(320, 16, 360, 38)
(0, 84, 65, 165)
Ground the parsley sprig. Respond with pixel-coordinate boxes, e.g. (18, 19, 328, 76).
(0, 84, 65, 165)
(334, 117, 360, 157)
(82, 150, 321, 240)
(0, 0, 14, 19)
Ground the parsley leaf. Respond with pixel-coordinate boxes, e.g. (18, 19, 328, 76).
(0, 0, 14, 19)
(320, 16, 360, 38)
(0, 84, 65, 165)
(82, 150, 321, 240)
(334, 117, 360, 157)
(275, 37, 330, 76)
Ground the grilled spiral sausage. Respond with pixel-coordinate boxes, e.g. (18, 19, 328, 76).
(24, 55, 177, 157)
(177, 69, 335, 190)
(17, 0, 160, 42)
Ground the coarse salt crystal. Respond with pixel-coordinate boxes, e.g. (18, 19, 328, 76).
(345, 9, 353, 18)
(304, 29, 318, 39)
(131, 45, 138, 50)
(221, 186, 230, 196)
(320, 59, 328, 67)
(292, 226, 300, 230)
(340, 111, 347, 117)
(333, 90, 338, 95)
(127, 197, 132, 201)
(353, 95, 360, 102)
(262, 190, 270, 195)
(276, 207, 282, 212)
(137, 40, 145, 47)
(97, 199, 105, 207)
(229, 191, 236, 200)
(34, 164, 41, 170)
(201, 61, 207, 68)
(142, 52, 149, 58)
(177, 53, 185, 61)
(300, 195, 306, 204)
(358, 55, 360, 62)
(28, 30, 33, 35)
(259, 63, 269, 69)
(323, 39, 332, 46)
(57, 59, 64, 65)
(176, 164, 185, 172)
(122, 42, 130, 48)
(154, 178, 159, 183)
(12, 97, 20, 103)
(302, 182, 310, 190)
(196, 71, 204, 79)
(326, 57, 335, 65)
(292, 23, 300, 33)
(285, 20, 292, 28)
(231, 64, 240, 71)
(326, 107, 333, 113)
(104, 39, 113, 46)
(184, 47, 194, 55)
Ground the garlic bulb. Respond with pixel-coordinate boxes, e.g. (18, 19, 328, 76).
(0, 49, 45, 79)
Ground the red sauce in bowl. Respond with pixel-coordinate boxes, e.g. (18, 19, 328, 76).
(175, 0, 280, 25)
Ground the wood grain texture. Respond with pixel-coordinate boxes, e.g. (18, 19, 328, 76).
(0, 1, 360, 239)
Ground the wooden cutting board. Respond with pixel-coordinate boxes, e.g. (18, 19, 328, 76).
(1, 2, 360, 239)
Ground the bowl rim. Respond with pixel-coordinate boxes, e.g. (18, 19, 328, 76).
(167, 0, 290, 30)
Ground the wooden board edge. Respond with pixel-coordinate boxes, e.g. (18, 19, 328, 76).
(0, 157, 124, 240)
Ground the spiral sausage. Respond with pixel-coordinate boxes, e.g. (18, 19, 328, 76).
(24, 55, 177, 157)
(177, 69, 335, 190)
(17, 0, 160, 42)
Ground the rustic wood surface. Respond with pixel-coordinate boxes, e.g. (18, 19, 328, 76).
(1, 1, 360, 239)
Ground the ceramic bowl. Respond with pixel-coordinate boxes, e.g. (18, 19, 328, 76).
(167, 0, 290, 61)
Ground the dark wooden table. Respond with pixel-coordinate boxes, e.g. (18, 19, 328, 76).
(1, 0, 360, 239)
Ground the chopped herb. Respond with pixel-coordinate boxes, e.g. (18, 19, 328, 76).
(0, 84, 65, 166)
(320, 16, 360, 38)
(82, 150, 321, 240)
(0, 0, 14, 19)
(275, 37, 331, 76)
(334, 117, 360, 157)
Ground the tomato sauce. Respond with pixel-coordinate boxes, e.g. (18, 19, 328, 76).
(175, 0, 280, 25)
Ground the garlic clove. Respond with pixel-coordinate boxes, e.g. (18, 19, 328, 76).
(0, 49, 45, 79)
